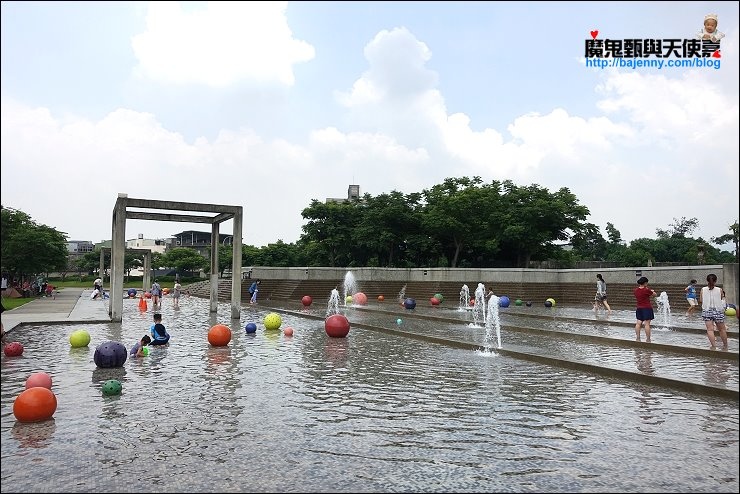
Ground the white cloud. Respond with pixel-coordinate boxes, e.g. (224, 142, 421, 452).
(131, 1, 315, 87)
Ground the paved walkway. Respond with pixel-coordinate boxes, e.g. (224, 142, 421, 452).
(2, 288, 111, 334)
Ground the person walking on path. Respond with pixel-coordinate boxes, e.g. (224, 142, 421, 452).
(634, 276, 657, 343)
(593, 274, 612, 315)
(684, 279, 698, 316)
(699, 273, 728, 351)
(249, 279, 261, 304)
(150, 279, 162, 308)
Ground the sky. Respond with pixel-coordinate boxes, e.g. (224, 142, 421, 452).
(1, 1, 738, 250)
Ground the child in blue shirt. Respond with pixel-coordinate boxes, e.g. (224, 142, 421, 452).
(149, 313, 170, 345)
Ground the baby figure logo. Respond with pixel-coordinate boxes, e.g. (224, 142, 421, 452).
(696, 13, 723, 58)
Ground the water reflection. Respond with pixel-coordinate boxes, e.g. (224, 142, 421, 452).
(11, 420, 57, 450)
(634, 349, 655, 375)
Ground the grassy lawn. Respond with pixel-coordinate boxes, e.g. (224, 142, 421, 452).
(2, 297, 35, 310)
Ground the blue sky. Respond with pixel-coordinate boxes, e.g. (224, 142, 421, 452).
(1, 1, 738, 250)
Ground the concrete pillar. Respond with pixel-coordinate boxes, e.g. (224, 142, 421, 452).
(143, 253, 151, 291)
(110, 196, 127, 322)
(231, 208, 243, 319)
(210, 224, 219, 313)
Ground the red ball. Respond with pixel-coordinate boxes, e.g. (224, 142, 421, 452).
(4, 342, 24, 357)
(284, 327, 294, 336)
(430, 297, 440, 306)
(301, 295, 313, 307)
(469, 298, 475, 307)
(377, 295, 385, 302)
(208, 324, 232, 346)
(325, 314, 350, 338)
(25, 372, 53, 390)
(13, 387, 57, 423)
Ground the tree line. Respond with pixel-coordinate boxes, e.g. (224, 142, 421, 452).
(2, 176, 737, 280)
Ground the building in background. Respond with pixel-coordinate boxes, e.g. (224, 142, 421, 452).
(326, 184, 360, 204)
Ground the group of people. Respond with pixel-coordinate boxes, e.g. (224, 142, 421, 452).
(592, 273, 732, 350)
(130, 313, 170, 357)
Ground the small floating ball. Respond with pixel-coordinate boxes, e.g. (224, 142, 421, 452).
(25, 372, 53, 390)
(264, 313, 282, 331)
(345, 295, 354, 304)
(284, 327, 294, 337)
(101, 380, 122, 396)
(396, 318, 402, 325)
(546, 298, 556, 307)
(13, 387, 57, 422)
(544, 300, 553, 308)
(325, 314, 350, 338)
(434, 293, 444, 303)
(430, 297, 440, 306)
(245, 322, 258, 334)
(403, 298, 416, 310)
(526, 301, 532, 307)
(725, 307, 737, 317)
(377, 295, 385, 301)
(301, 295, 313, 307)
(127, 288, 137, 298)
(499, 296, 510, 308)
(208, 324, 232, 346)
(515, 299, 523, 306)
(4, 342, 24, 357)
(353, 292, 368, 305)
(69, 329, 91, 348)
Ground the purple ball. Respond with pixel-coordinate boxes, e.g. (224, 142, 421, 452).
(94, 341, 128, 368)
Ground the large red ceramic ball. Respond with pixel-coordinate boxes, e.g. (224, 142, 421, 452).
(353, 292, 368, 305)
(25, 372, 53, 390)
(325, 314, 350, 338)
(4, 342, 24, 357)
(13, 387, 57, 423)
(208, 324, 232, 346)
(301, 295, 313, 307)
(430, 297, 440, 306)
(377, 295, 385, 302)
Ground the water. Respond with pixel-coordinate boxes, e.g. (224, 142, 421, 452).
(656, 291, 672, 329)
(471, 283, 487, 327)
(1, 297, 738, 493)
(326, 288, 342, 317)
(342, 271, 358, 306)
(397, 283, 407, 305)
(459, 284, 470, 311)
(485, 295, 502, 349)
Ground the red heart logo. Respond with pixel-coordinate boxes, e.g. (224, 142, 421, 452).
(712, 50, 721, 58)
(590, 30, 599, 39)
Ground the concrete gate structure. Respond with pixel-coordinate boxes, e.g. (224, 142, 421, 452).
(109, 194, 243, 322)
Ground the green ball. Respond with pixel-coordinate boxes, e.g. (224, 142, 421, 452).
(345, 295, 353, 304)
(69, 329, 91, 348)
(515, 299, 523, 306)
(434, 293, 444, 303)
(142, 346, 149, 356)
(102, 379, 122, 396)
(264, 312, 282, 331)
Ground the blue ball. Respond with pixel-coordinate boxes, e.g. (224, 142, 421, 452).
(245, 322, 257, 334)
(127, 288, 137, 297)
(544, 300, 553, 308)
(403, 298, 416, 310)
(498, 296, 510, 308)
(93, 341, 128, 368)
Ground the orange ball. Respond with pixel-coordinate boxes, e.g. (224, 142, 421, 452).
(25, 372, 53, 390)
(208, 324, 232, 346)
(377, 295, 385, 301)
(284, 327, 294, 336)
(13, 387, 57, 423)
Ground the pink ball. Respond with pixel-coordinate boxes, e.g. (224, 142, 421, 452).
(25, 372, 53, 390)
(352, 292, 368, 305)
(430, 297, 440, 306)
(4, 342, 24, 357)
(301, 295, 312, 307)
(284, 327, 294, 336)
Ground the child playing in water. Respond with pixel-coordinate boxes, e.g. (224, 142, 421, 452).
(149, 313, 170, 346)
(130, 335, 152, 357)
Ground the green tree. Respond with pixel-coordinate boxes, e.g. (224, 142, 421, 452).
(160, 247, 208, 275)
(656, 217, 699, 239)
(1, 206, 68, 279)
(711, 220, 739, 263)
(300, 200, 361, 267)
(605, 222, 623, 245)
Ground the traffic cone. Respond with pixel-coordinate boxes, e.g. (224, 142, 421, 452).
(139, 296, 147, 311)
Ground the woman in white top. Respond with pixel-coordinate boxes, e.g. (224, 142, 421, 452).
(699, 273, 727, 350)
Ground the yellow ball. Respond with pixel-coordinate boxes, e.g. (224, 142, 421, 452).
(345, 295, 353, 304)
(725, 307, 736, 317)
(69, 330, 91, 348)
(264, 313, 282, 331)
